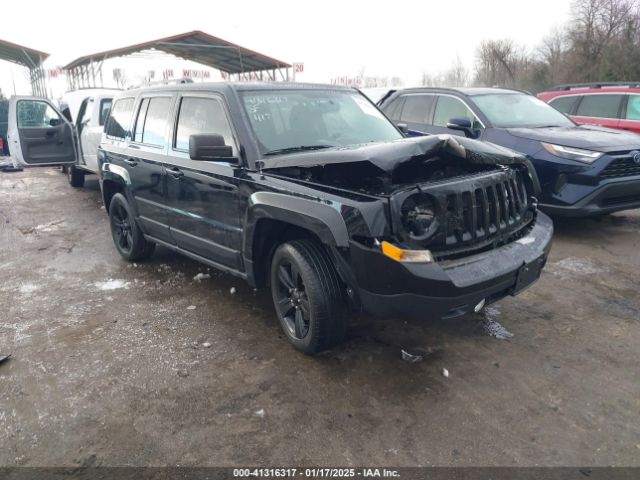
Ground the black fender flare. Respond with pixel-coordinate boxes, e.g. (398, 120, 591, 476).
(242, 192, 349, 276)
(243, 191, 350, 261)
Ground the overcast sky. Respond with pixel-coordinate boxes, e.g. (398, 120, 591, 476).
(1, 0, 573, 96)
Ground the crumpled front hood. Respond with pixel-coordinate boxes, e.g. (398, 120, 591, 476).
(262, 134, 530, 173)
(506, 125, 640, 152)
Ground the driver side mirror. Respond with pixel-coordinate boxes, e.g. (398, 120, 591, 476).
(446, 117, 477, 139)
(49, 118, 61, 127)
(189, 134, 235, 161)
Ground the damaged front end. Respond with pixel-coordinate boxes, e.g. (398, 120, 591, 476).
(263, 134, 553, 320)
(264, 134, 541, 260)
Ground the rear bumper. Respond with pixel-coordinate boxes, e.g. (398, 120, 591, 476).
(351, 213, 553, 319)
(540, 177, 640, 216)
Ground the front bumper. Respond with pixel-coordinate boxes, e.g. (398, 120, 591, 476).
(540, 177, 640, 216)
(350, 213, 553, 319)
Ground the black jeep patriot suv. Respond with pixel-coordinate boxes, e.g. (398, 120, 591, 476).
(98, 82, 553, 354)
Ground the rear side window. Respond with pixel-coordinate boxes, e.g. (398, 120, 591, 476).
(133, 97, 172, 146)
(576, 94, 623, 119)
(174, 97, 235, 152)
(399, 95, 433, 124)
(549, 96, 579, 115)
(626, 95, 640, 120)
(105, 98, 134, 140)
(99, 99, 113, 126)
(433, 96, 480, 128)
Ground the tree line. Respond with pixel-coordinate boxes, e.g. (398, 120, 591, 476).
(422, 0, 640, 92)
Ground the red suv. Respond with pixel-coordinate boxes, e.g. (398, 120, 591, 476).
(538, 83, 640, 135)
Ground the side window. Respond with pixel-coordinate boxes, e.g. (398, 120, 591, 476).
(134, 97, 172, 147)
(381, 97, 404, 121)
(99, 99, 113, 126)
(549, 96, 579, 115)
(433, 96, 480, 128)
(625, 95, 640, 120)
(17, 100, 61, 128)
(174, 97, 236, 153)
(105, 98, 134, 140)
(133, 98, 150, 143)
(576, 94, 623, 119)
(399, 95, 433, 124)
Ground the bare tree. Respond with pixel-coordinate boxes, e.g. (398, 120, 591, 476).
(443, 56, 471, 86)
(469, 0, 640, 92)
(474, 39, 532, 87)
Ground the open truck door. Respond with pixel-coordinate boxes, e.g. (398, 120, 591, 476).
(7, 96, 77, 167)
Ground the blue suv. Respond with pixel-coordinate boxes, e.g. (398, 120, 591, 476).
(378, 87, 640, 216)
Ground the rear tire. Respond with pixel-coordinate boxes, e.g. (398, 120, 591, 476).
(108, 193, 155, 262)
(67, 164, 85, 188)
(270, 239, 347, 354)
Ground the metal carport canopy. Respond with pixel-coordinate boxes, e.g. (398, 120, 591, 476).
(0, 38, 49, 96)
(0, 38, 49, 69)
(64, 30, 291, 74)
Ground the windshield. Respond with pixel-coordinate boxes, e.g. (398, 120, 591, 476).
(472, 93, 574, 128)
(240, 90, 403, 156)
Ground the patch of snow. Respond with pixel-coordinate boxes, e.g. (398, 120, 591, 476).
(186, 305, 196, 310)
(442, 368, 450, 378)
(19, 283, 39, 294)
(230, 287, 237, 294)
(94, 279, 130, 291)
(254, 409, 265, 418)
(551, 257, 605, 276)
(193, 273, 211, 282)
(202, 342, 211, 348)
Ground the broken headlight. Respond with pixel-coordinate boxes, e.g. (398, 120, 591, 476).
(400, 193, 439, 243)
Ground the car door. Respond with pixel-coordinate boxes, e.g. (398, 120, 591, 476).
(7, 96, 77, 166)
(572, 94, 623, 129)
(618, 94, 640, 134)
(78, 96, 112, 173)
(430, 95, 484, 137)
(164, 93, 243, 270)
(393, 94, 435, 135)
(120, 94, 175, 244)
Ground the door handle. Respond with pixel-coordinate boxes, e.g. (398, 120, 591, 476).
(167, 167, 184, 178)
(123, 158, 138, 167)
(45, 130, 55, 137)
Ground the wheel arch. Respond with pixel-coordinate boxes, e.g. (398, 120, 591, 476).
(101, 176, 126, 213)
(243, 192, 351, 289)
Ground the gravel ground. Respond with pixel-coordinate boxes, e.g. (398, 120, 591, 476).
(0, 167, 639, 467)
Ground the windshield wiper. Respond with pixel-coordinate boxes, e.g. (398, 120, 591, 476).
(264, 145, 333, 156)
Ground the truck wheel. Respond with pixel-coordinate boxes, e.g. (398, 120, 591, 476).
(108, 193, 155, 262)
(67, 164, 85, 188)
(270, 239, 347, 354)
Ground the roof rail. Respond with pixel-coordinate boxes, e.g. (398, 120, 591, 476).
(128, 77, 195, 89)
(551, 81, 640, 91)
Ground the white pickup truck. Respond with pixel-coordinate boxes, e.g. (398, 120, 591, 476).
(7, 89, 117, 187)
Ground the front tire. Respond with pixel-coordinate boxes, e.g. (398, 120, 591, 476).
(108, 193, 155, 262)
(270, 239, 347, 354)
(67, 164, 85, 188)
